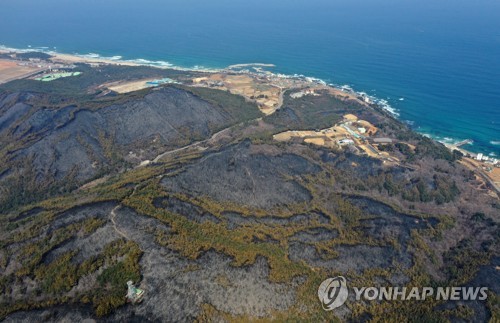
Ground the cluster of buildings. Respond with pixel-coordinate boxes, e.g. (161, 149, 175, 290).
(273, 113, 400, 164)
(192, 77, 224, 87)
(476, 153, 499, 166)
(289, 88, 319, 99)
(18, 58, 72, 71)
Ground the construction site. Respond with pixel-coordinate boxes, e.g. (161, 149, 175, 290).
(0, 59, 46, 84)
(192, 73, 283, 115)
(273, 113, 400, 164)
(0, 50, 79, 84)
(104, 77, 178, 94)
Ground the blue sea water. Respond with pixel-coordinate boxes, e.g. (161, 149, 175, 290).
(0, 0, 499, 156)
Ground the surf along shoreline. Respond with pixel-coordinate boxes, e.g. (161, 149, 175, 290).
(0, 45, 497, 163)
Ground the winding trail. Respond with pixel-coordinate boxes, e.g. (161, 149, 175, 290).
(81, 88, 279, 188)
(150, 86, 282, 164)
(461, 158, 500, 195)
(151, 117, 261, 163)
(108, 184, 145, 250)
(109, 205, 131, 241)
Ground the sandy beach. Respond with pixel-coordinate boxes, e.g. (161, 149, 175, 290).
(49, 52, 141, 67)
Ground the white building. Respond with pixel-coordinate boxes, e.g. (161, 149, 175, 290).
(338, 139, 354, 145)
(476, 153, 483, 161)
(373, 138, 393, 144)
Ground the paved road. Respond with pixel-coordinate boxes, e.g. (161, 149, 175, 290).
(461, 158, 500, 195)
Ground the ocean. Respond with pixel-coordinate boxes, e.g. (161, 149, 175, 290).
(1, 0, 499, 156)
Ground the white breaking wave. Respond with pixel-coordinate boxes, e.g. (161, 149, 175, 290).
(76, 52, 124, 61)
(1, 45, 50, 54)
(81, 53, 100, 58)
(125, 58, 173, 67)
(330, 84, 400, 117)
(2, 44, 497, 158)
(420, 133, 462, 146)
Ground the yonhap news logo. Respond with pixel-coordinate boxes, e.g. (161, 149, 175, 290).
(318, 276, 489, 311)
(317, 276, 349, 311)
